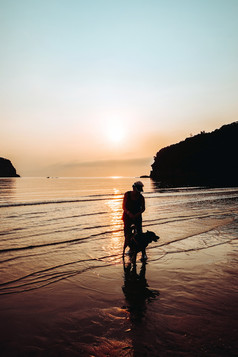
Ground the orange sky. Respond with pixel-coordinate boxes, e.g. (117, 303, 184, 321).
(1, 1, 238, 177)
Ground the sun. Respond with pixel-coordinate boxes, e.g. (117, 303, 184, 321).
(105, 120, 126, 144)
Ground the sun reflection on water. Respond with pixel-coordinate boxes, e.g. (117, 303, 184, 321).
(106, 188, 124, 257)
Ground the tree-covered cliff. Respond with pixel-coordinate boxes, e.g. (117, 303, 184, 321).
(150, 122, 238, 187)
(0, 157, 20, 177)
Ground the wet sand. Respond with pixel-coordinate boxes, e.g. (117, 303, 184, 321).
(0, 240, 237, 357)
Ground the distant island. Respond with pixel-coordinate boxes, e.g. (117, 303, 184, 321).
(150, 122, 238, 187)
(0, 157, 20, 177)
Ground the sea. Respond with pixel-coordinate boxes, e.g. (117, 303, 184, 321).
(0, 177, 237, 356)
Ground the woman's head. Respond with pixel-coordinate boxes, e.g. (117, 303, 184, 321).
(132, 181, 144, 192)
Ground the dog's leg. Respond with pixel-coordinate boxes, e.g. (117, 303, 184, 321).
(123, 243, 126, 260)
(141, 248, 147, 261)
(131, 251, 137, 266)
(123, 233, 130, 259)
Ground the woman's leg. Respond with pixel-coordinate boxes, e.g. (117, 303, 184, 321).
(123, 217, 133, 256)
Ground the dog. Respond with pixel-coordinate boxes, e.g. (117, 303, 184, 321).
(123, 226, 159, 264)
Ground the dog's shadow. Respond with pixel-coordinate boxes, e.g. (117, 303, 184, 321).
(122, 261, 160, 322)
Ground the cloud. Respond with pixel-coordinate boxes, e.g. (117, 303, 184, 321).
(45, 157, 153, 177)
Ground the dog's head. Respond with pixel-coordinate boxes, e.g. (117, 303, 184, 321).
(144, 231, 160, 243)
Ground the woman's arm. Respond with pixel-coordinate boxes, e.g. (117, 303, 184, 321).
(123, 192, 133, 218)
(133, 195, 145, 218)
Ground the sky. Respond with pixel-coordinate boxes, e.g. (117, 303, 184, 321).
(1, 0, 238, 177)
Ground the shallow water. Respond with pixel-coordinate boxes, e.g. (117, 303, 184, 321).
(0, 177, 237, 356)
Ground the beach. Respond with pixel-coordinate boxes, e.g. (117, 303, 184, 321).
(0, 178, 237, 356)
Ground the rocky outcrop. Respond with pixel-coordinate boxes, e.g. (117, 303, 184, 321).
(0, 157, 20, 177)
(150, 122, 238, 187)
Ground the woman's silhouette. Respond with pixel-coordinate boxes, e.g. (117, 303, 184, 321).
(122, 181, 145, 257)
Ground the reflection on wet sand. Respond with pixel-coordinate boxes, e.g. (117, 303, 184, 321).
(121, 261, 160, 356)
(122, 261, 159, 323)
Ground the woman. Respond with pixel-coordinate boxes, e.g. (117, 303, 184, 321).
(122, 181, 145, 256)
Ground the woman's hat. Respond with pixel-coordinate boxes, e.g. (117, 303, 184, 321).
(133, 181, 144, 192)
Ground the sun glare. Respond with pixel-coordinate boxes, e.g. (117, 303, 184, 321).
(105, 120, 126, 144)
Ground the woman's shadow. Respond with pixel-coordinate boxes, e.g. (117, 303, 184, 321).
(122, 260, 160, 323)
